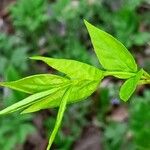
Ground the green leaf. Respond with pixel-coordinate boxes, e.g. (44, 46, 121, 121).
(0, 74, 69, 94)
(22, 79, 101, 113)
(46, 87, 71, 150)
(21, 87, 66, 113)
(84, 20, 137, 72)
(119, 69, 143, 101)
(67, 79, 100, 103)
(0, 88, 60, 115)
(30, 56, 103, 80)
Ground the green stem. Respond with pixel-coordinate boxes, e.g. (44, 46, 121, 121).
(139, 69, 150, 85)
(139, 79, 150, 85)
(143, 70, 150, 79)
(104, 71, 135, 77)
(104, 70, 150, 81)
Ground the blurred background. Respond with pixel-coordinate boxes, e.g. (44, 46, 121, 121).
(0, 0, 150, 150)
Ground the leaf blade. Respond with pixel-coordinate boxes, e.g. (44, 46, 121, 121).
(84, 20, 137, 72)
(0, 74, 69, 94)
(21, 88, 66, 113)
(30, 56, 103, 80)
(119, 69, 143, 101)
(0, 88, 60, 115)
(46, 87, 71, 150)
(22, 79, 101, 113)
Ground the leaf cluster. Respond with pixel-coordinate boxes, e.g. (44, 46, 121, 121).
(1, 1, 150, 149)
(0, 21, 150, 149)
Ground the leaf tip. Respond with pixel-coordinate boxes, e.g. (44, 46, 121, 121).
(84, 19, 91, 28)
(83, 19, 88, 24)
(120, 95, 129, 102)
(29, 56, 40, 60)
(119, 87, 130, 102)
(0, 109, 7, 115)
(29, 56, 50, 62)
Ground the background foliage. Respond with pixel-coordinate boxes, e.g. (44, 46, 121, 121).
(0, 0, 150, 149)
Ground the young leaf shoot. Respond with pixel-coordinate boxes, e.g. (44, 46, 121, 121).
(0, 20, 150, 149)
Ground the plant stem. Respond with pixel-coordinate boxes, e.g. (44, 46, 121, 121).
(143, 70, 150, 79)
(104, 71, 135, 77)
(139, 79, 150, 85)
(104, 70, 150, 81)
